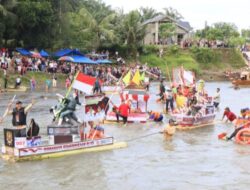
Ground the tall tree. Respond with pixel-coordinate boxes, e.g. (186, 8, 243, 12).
(163, 7, 183, 20)
(121, 10, 146, 57)
(139, 7, 161, 22)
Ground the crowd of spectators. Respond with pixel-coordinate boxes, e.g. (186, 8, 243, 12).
(0, 48, 163, 88)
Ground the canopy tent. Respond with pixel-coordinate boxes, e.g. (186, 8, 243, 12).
(30, 51, 42, 58)
(40, 49, 49, 57)
(54, 48, 84, 57)
(96, 59, 112, 64)
(16, 48, 31, 56)
(58, 55, 97, 64)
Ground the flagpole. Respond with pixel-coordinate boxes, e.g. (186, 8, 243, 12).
(65, 70, 80, 98)
(165, 61, 172, 85)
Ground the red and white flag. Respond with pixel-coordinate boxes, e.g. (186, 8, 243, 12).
(72, 72, 101, 94)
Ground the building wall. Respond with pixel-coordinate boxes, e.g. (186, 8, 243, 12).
(143, 21, 190, 45)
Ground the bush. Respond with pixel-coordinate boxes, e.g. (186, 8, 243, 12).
(141, 45, 159, 55)
(191, 47, 221, 64)
(167, 45, 180, 55)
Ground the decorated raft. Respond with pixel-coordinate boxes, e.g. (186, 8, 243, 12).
(106, 83, 150, 123)
(1, 72, 128, 162)
(1, 127, 127, 162)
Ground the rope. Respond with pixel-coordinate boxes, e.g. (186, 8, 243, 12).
(125, 131, 162, 142)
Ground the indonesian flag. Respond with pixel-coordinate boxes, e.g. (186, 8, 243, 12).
(72, 72, 102, 94)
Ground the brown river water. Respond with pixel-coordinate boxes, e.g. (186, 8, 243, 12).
(0, 82, 250, 190)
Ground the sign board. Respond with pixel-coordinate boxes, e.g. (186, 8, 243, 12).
(18, 137, 114, 157)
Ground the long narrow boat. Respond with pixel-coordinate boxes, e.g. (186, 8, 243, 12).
(171, 107, 216, 130)
(231, 71, 250, 86)
(1, 134, 127, 162)
(5, 86, 27, 92)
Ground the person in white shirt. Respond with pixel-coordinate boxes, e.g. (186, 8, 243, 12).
(213, 88, 220, 109)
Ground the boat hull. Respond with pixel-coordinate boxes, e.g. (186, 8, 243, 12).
(1, 137, 127, 162)
(232, 80, 250, 86)
(172, 113, 216, 130)
(106, 112, 148, 123)
(5, 86, 27, 92)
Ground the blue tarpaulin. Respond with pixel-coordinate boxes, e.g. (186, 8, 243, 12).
(40, 49, 49, 57)
(96, 59, 112, 64)
(58, 55, 97, 64)
(16, 48, 31, 56)
(54, 48, 84, 57)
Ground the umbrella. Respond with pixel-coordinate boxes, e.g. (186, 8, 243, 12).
(30, 51, 42, 58)
(58, 56, 74, 62)
(40, 49, 49, 57)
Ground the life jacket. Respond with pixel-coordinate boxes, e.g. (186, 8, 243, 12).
(88, 128, 104, 139)
(12, 107, 27, 126)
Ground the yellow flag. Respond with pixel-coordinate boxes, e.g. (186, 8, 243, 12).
(140, 72, 145, 81)
(122, 71, 131, 85)
(132, 70, 141, 86)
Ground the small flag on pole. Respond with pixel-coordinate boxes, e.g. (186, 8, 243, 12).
(122, 71, 131, 85)
(132, 70, 141, 86)
(72, 72, 102, 94)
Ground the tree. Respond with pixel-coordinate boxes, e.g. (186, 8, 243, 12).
(15, 1, 54, 48)
(139, 7, 161, 22)
(68, 6, 116, 49)
(159, 23, 176, 40)
(121, 10, 146, 57)
(162, 7, 183, 20)
(241, 29, 250, 42)
(0, 0, 18, 46)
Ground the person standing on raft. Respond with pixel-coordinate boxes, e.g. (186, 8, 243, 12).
(213, 88, 220, 109)
(0, 100, 34, 137)
(222, 107, 237, 123)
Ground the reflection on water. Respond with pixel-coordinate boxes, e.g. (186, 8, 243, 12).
(1, 82, 250, 190)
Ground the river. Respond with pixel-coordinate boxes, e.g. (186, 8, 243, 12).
(0, 82, 250, 190)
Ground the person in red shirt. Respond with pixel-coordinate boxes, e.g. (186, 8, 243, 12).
(116, 100, 130, 126)
(222, 107, 237, 123)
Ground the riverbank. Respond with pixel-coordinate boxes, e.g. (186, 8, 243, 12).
(0, 71, 67, 90)
(138, 47, 245, 81)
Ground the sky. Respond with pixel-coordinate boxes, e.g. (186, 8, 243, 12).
(103, 0, 250, 31)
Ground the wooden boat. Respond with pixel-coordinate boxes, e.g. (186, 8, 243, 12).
(235, 128, 250, 145)
(5, 86, 27, 92)
(231, 71, 250, 86)
(171, 105, 216, 130)
(1, 127, 127, 162)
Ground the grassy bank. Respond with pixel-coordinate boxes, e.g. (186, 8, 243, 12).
(139, 46, 245, 80)
(0, 71, 67, 89)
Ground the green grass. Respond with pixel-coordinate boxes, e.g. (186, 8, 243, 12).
(0, 71, 67, 88)
(139, 48, 246, 79)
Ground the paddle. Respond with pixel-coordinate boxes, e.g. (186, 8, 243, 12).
(0, 95, 16, 124)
